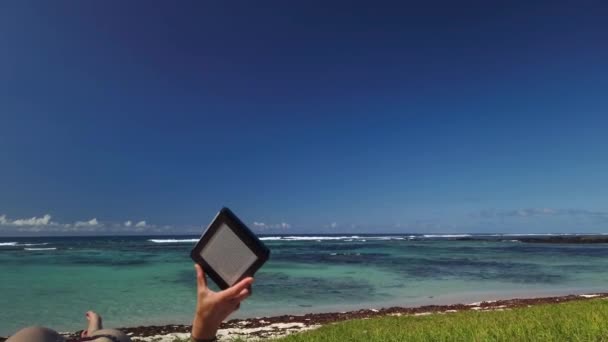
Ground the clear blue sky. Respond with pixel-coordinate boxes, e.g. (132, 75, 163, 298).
(1, 1, 607, 236)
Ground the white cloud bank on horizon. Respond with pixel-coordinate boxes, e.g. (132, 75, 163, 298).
(0, 213, 167, 234)
(3, 207, 607, 235)
(476, 208, 608, 220)
(74, 218, 100, 227)
(252, 221, 290, 230)
(0, 214, 54, 226)
(12, 214, 52, 226)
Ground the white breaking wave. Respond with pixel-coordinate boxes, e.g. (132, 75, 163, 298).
(367, 236, 407, 240)
(260, 235, 424, 241)
(423, 234, 472, 238)
(260, 236, 362, 241)
(486, 233, 597, 237)
(286, 236, 361, 240)
(148, 239, 199, 243)
(24, 247, 57, 251)
(1, 242, 49, 247)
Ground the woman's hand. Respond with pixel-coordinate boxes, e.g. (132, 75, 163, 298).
(191, 264, 254, 340)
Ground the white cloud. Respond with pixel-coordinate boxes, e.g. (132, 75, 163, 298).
(0, 212, 266, 235)
(74, 218, 100, 227)
(0, 214, 53, 226)
(330, 222, 338, 228)
(12, 214, 52, 226)
(0, 213, 167, 234)
(252, 221, 291, 230)
(476, 208, 608, 220)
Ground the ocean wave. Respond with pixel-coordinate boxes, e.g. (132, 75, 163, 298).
(24, 247, 57, 251)
(287, 236, 362, 240)
(260, 235, 421, 241)
(1, 242, 50, 247)
(148, 239, 199, 243)
(423, 234, 472, 238)
(367, 236, 408, 240)
(260, 236, 362, 241)
(329, 252, 361, 256)
(487, 233, 595, 237)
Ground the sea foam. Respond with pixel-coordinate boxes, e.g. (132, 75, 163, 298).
(148, 239, 199, 243)
(24, 247, 57, 251)
(259, 235, 412, 241)
(423, 234, 472, 238)
(260, 236, 361, 241)
(1, 242, 50, 247)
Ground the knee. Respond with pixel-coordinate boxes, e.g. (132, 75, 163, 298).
(91, 328, 132, 342)
(6, 326, 64, 342)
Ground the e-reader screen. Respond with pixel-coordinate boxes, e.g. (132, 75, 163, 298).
(191, 207, 270, 290)
(199, 222, 258, 286)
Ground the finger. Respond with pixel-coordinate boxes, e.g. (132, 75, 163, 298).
(233, 287, 251, 302)
(220, 277, 254, 299)
(194, 264, 207, 289)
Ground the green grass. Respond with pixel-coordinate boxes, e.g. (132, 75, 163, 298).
(275, 299, 608, 342)
(168, 299, 608, 341)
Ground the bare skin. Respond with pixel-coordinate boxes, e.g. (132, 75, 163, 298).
(191, 264, 254, 340)
(81, 311, 102, 338)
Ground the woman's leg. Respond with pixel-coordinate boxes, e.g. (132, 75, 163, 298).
(82, 311, 131, 342)
(81, 311, 102, 338)
(6, 326, 65, 342)
(89, 329, 132, 342)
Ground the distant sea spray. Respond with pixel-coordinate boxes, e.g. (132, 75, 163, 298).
(0, 242, 49, 247)
(148, 239, 199, 243)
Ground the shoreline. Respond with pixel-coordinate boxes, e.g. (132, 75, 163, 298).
(6, 292, 603, 342)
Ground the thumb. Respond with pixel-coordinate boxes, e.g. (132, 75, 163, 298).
(194, 264, 208, 289)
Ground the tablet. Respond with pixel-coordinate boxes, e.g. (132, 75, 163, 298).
(190, 207, 270, 290)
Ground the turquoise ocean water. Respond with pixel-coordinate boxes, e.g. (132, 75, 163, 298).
(1, 234, 608, 336)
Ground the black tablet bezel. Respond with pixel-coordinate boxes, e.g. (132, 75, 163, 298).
(190, 207, 270, 290)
